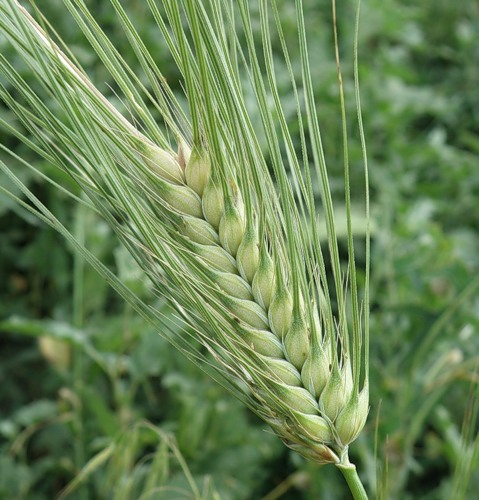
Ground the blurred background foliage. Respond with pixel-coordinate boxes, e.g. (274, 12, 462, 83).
(1, 0, 478, 498)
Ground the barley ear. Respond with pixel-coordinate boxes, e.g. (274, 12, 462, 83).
(0, 0, 371, 493)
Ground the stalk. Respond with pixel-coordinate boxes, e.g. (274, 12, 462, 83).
(336, 452, 369, 500)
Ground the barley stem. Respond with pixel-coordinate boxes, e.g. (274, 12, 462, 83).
(336, 455, 369, 500)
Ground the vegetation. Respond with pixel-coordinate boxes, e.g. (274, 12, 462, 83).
(1, 0, 478, 499)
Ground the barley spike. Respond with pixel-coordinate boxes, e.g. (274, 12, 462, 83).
(0, 0, 370, 472)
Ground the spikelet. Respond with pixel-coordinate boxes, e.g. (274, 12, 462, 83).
(238, 326, 284, 357)
(252, 246, 275, 310)
(284, 315, 311, 370)
(185, 145, 211, 196)
(335, 386, 369, 446)
(219, 201, 245, 257)
(193, 243, 237, 274)
(211, 270, 253, 300)
(286, 443, 339, 465)
(319, 360, 354, 422)
(202, 178, 224, 229)
(237, 225, 260, 283)
(268, 287, 293, 339)
(142, 141, 185, 184)
(272, 383, 319, 414)
(225, 296, 269, 329)
(178, 216, 219, 245)
(301, 340, 332, 398)
(294, 412, 334, 444)
(159, 182, 203, 218)
(263, 357, 302, 386)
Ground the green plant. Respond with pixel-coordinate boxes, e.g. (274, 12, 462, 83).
(1, 0, 370, 497)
